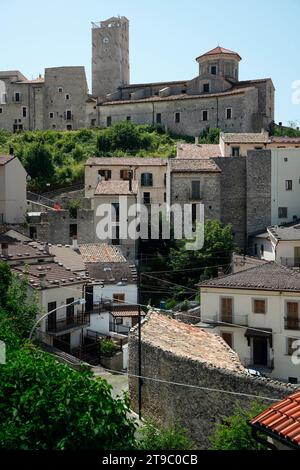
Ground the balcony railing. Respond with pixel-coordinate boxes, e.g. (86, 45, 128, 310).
(280, 257, 300, 268)
(210, 313, 248, 326)
(46, 312, 90, 334)
(284, 317, 300, 331)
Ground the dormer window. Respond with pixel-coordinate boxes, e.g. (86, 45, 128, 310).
(210, 65, 217, 75)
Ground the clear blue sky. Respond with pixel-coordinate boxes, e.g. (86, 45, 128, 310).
(1, 0, 299, 125)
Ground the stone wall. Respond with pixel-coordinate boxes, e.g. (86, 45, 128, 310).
(128, 327, 298, 449)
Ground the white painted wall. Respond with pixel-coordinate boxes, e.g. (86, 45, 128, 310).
(201, 286, 300, 382)
(271, 148, 300, 225)
(89, 311, 110, 334)
(93, 283, 137, 305)
(0, 157, 27, 223)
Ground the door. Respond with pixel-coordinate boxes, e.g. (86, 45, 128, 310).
(66, 298, 75, 325)
(47, 301, 57, 332)
(294, 247, 300, 267)
(85, 286, 94, 312)
(287, 302, 299, 329)
(253, 337, 268, 366)
(221, 298, 233, 323)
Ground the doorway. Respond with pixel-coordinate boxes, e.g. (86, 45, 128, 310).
(253, 337, 268, 366)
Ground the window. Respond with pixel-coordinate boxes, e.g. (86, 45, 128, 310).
(66, 110, 72, 120)
(66, 124, 72, 131)
(120, 169, 130, 180)
(112, 203, 120, 222)
(156, 113, 162, 124)
(231, 147, 240, 156)
(253, 299, 266, 314)
(98, 169, 111, 181)
(0, 108, 2, 114)
(164, 192, 166, 203)
(115, 318, 123, 325)
(278, 207, 288, 218)
(15, 92, 21, 102)
(289, 377, 298, 384)
(202, 110, 208, 121)
(285, 180, 293, 190)
(260, 244, 264, 256)
(210, 65, 217, 75)
(126, 116, 131, 121)
(65, 94, 70, 100)
(284, 157, 288, 161)
(52, 124, 56, 129)
(107, 116, 112, 127)
(221, 298, 233, 322)
(22, 107, 27, 118)
(91, 118, 96, 127)
(203, 83, 210, 93)
(254, 243, 258, 256)
(175, 112, 181, 123)
(113, 293, 125, 304)
(286, 302, 299, 330)
(191, 180, 201, 199)
(255, 147, 263, 150)
(164, 173, 167, 186)
(49, 112, 54, 119)
(221, 332, 233, 348)
(66, 298, 75, 323)
(226, 108, 232, 119)
(141, 173, 153, 187)
(143, 192, 151, 204)
(29, 226, 37, 239)
(58, 87, 63, 93)
(192, 203, 197, 223)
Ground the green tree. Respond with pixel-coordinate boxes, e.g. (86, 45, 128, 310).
(0, 346, 136, 450)
(24, 142, 55, 182)
(210, 403, 267, 450)
(199, 127, 221, 144)
(0, 261, 12, 308)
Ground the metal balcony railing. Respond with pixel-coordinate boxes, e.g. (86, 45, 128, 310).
(211, 313, 248, 326)
(46, 312, 90, 334)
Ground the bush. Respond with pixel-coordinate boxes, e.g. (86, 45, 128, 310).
(0, 346, 136, 450)
(210, 403, 267, 450)
(100, 338, 117, 357)
(137, 419, 196, 450)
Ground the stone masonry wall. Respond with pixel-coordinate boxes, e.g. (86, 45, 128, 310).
(128, 328, 298, 449)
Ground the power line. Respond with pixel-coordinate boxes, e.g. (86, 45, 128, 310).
(99, 367, 282, 403)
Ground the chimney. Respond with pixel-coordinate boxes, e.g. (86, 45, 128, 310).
(9, 147, 14, 156)
(38, 272, 47, 288)
(0, 243, 9, 257)
(195, 136, 199, 144)
(72, 236, 79, 251)
(129, 169, 133, 192)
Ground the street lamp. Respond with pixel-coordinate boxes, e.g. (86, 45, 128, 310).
(28, 298, 86, 341)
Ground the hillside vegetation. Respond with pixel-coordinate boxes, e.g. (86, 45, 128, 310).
(0, 122, 219, 190)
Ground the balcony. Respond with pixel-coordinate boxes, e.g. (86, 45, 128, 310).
(210, 313, 248, 326)
(280, 257, 300, 268)
(109, 321, 131, 335)
(46, 312, 90, 334)
(284, 317, 300, 331)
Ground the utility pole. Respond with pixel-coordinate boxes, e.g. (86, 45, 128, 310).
(137, 262, 142, 419)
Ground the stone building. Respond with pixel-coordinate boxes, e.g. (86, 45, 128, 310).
(0, 18, 274, 135)
(128, 311, 298, 448)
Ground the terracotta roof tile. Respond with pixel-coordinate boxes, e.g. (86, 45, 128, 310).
(94, 180, 138, 195)
(196, 46, 241, 61)
(111, 305, 145, 317)
(85, 157, 167, 166)
(221, 132, 270, 143)
(250, 391, 300, 449)
(0, 155, 15, 166)
(177, 143, 221, 159)
(138, 311, 246, 373)
(200, 262, 300, 292)
(13, 262, 88, 289)
(170, 158, 221, 173)
(79, 243, 126, 263)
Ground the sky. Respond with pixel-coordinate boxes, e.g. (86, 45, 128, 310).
(1, 0, 299, 126)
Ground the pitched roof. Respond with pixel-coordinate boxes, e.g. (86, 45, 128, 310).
(271, 136, 300, 144)
(79, 243, 126, 263)
(249, 391, 300, 449)
(200, 262, 300, 292)
(220, 132, 270, 144)
(268, 223, 300, 241)
(45, 244, 86, 272)
(111, 305, 145, 317)
(176, 143, 221, 159)
(137, 311, 246, 374)
(94, 180, 138, 196)
(0, 242, 54, 263)
(196, 46, 242, 61)
(0, 155, 15, 166)
(86, 261, 137, 284)
(13, 262, 88, 290)
(85, 157, 167, 166)
(170, 158, 221, 173)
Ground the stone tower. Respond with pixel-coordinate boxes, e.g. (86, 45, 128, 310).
(92, 16, 130, 97)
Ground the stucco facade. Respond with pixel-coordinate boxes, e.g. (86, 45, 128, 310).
(0, 155, 27, 224)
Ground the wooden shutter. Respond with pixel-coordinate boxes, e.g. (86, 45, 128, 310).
(254, 299, 266, 314)
(221, 298, 232, 322)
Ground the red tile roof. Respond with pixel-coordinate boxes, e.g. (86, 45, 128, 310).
(196, 46, 241, 61)
(250, 391, 300, 449)
(111, 305, 146, 317)
(271, 136, 300, 144)
(94, 180, 138, 196)
(0, 155, 15, 166)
